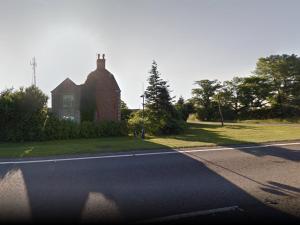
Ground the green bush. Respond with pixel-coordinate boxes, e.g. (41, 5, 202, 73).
(120, 100, 133, 121)
(44, 115, 128, 140)
(128, 110, 156, 135)
(44, 113, 81, 140)
(80, 121, 97, 138)
(0, 86, 48, 142)
(95, 121, 128, 137)
(175, 97, 195, 121)
(160, 116, 188, 135)
(61, 119, 81, 139)
(128, 109, 186, 136)
(128, 112, 144, 135)
(43, 114, 128, 140)
(80, 121, 128, 138)
(43, 113, 61, 140)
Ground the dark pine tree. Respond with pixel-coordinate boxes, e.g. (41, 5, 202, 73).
(144, 61, 173, 116)
(144, 61, 186, 135)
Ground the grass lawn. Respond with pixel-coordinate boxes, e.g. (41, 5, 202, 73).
(238, 118, 300, 124)
(0, 121, 300, 158)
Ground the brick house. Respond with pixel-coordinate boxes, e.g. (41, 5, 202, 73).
(51, 54, 121, 123)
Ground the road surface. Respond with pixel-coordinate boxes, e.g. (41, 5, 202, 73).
(0, 142, 299, 224)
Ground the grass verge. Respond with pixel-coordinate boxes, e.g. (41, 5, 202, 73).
(0, 122, 299, 158)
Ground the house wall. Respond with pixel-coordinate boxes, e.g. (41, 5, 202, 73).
(51, 80, 81, 123)
(85, 70, 121, 122)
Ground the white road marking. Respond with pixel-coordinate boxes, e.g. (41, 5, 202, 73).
(0, 142, 299, 165)
(139, 205, 241, 223)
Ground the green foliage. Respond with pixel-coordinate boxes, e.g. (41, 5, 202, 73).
(128, 110, 149, 135)
(0, 86, 48, 142)
(80, 121, 97, 138)
(95, 121, 128, 137)
(145, 61, 174, 114)
(220, 77, 244, 118)
(175, 96, 195, 121)
(120, 100, 132, 121)
(158, 113, 188, 134)
(44, 113, 62, 140)
(192, 54, 300, 121)
(255, 54, 300, 117)
(192, 79, 221, 121)
(80, 78, 96, 122)
(44, 113, 81, 140)
(143, 61, 186, 135)
(45, 115, 128, 140)
(128, 108, 186, 135)
(238, 76, 270, 111)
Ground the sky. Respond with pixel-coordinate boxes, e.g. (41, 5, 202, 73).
(1, 0, 300, 109)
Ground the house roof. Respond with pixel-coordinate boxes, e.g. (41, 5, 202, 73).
(51, 56, 120, 94)
(51, 77, 78, 93)
(86, 68, 121, 91)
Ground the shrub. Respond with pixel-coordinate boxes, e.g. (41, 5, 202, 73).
(60, 119, 81, 139)
(43, 113, 61, 140)
(120, 100, 133, 121)
(43, 115, 128, 140)
(96, 121, 128, 137)
(160, 116, 187, 135)
(0, 86, 48, 142)
(128, 113, 144, 135)
(175, 97, 195, 121)
(80, 120, 128, 138)
(44, 113, 81, 140)
(80, 121, 97, 138)
(128, 109, 186, 136)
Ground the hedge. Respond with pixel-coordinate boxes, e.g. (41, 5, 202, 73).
(43, 114, 128, 141)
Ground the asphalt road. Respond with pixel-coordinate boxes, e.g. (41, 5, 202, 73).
(0, 142, 299, 224)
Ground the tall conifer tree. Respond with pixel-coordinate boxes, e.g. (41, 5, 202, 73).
(144, 61, 173, 115)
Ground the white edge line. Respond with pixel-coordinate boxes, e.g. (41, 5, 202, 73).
(0, 142, 299, 165)
(139, 205, 240, 223)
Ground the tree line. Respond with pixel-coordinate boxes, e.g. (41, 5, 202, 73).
(128, 54, 300, 134)
(191, 54, 300, 121)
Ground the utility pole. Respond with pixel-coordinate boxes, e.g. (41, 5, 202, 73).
(30, 57, 37, 86)
(217, 94, 224, 126)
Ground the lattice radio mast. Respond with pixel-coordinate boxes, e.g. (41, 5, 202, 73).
(30, 57, 37, 86)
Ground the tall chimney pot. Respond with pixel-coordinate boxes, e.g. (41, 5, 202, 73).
(97, 53, 105, 69)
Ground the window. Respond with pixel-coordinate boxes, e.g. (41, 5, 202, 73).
(63, 94, 74, 108)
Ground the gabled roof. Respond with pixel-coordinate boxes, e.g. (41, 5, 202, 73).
(51, 77, 78, 93)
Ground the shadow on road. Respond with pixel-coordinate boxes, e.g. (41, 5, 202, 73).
(0, 142, 299, 224)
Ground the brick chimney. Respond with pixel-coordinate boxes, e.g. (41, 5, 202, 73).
(97, 54, 106, 69)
